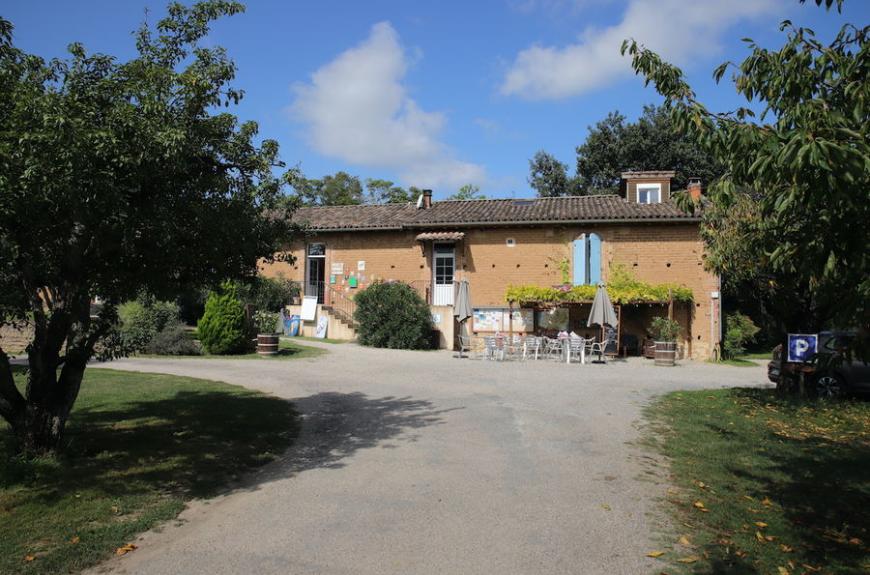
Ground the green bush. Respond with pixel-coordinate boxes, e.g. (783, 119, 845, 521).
(118, 293, 180, 352)
(236, 275, 300, 312)
(197, 283, 251, 355)
(723, 312, 760, 358)
(253, 310, 279, 334)
(146, 323, 201, 355)
(650, 316, 681, 342)
(354, 282, 434, 349)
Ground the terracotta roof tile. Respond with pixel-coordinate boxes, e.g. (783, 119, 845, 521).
(291, 195, 697, 231)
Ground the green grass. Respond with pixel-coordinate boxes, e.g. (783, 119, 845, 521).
(709, 358, 760, 367)
(141, 338, 327, 360)
(644, 388, 870, 574)
(740, 351, 775, 360)
(1, 368, 298, 575)
(289, 335, 349, 344)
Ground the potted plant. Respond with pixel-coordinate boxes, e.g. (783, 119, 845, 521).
(650, 317, 680, 366)
(253, 310, 280, 356)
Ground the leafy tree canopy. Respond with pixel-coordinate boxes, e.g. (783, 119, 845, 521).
(0, 1, 296, 453)
(575, 106, 724, 194)
(447, 184, 486, 200)
(528, 150, 576, 197)
(622, 0, 868, 333)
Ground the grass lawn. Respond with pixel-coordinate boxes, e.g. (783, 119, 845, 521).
(142, 338, 326, 360)
(1, 368, 298, 575)
(289, 335, 349, 344)
(709, 358, 761, 367)
(645, 388, 869, 574)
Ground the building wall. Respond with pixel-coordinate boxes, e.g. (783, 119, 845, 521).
(260, 222, 720, 359)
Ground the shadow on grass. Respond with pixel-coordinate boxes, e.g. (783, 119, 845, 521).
(2, 388, 450, 501)
(686, 388, 869, 574)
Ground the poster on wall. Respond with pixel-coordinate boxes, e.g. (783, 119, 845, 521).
(330, 262, 344, 275)
(472, 309, 503, 332)
(509, 309, 534, 332)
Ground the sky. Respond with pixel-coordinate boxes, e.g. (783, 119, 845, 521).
(4, 0, 868, 198)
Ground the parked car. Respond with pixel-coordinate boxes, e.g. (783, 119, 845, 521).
(768, 331, 870, 397)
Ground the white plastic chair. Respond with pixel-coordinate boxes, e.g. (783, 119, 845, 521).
(568, 337, 585, 364)
(523, 336, 542, 360)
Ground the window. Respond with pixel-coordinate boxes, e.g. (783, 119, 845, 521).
(572, 233, 602, 286)
(637, 183, 662, 204)
(506, 238, 516, 247)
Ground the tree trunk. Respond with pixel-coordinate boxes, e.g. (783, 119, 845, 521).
(16, 402, 69, 454)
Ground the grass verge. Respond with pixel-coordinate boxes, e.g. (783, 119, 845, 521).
(142, 338, 326, 360)
(289, 335, 349, 344)
(1, 368, 298, 575)
(709, 358, 760, 367)
(645, 388, 869, 575)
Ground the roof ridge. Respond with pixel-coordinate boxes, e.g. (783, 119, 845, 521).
(432, 194, 622, 204)
(297, 202, 414, 210)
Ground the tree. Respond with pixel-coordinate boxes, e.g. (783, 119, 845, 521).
(365, 178, 415, 204)
(0, 2, 296, 453)
(290, 170, 363, 206)
(528, 150, 574, 197)
(622, 0, 869, 337)
(574, 106, 723, 194)
(447, 184, 486, 201)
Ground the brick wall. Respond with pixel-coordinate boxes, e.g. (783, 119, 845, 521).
(0, 324, 32, 354)
(260, 222, 720, 359)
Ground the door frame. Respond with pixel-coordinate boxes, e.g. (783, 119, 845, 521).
(432, 243, 455, 306)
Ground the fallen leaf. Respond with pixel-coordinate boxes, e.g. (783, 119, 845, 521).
(742, 495, 755, 501)
(693, 501, 709, 512)
(24, 555, 36, 563)
(646, 551, 666, 558)
(676, 556, 699, 564)
(848, 537, 862, 546)
(70, 536, 80, 544)
(761, 497, 773, 507)
(111, 505, 120, 514)
(802, 564, 821, 572)
(779, 544, 794, 553)
(755, 521, 768, 528)
(115, 543, 138, 556)
(678, 535, 692, 546)
(600, 504, 611, 511)
(777, 567, 789, 575)
(756, 531, 766, 542)
(765, 535, 776, 542)
(735, 550, 748, 558)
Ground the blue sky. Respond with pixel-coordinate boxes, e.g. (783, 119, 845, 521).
(4, 0, 867, 198)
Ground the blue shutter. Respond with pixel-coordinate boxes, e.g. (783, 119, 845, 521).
(572, 235, 586, 286)
(588, 233, 602, 285)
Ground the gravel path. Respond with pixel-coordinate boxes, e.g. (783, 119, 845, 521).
(87, 342, 769, 575)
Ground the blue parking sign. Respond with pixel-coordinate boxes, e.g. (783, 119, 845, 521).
(787, 333, 818, 363)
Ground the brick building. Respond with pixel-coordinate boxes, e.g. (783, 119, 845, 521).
(261, 172, 722, 359)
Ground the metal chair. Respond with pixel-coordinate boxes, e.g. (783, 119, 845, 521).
(543, 337, 563, 360)
(483, 336, 505, 361)
(457, 335, 472, 358)
(568, 337, 585, 363)
(587, 331, 617, 363)
(523, 336, 542, 360)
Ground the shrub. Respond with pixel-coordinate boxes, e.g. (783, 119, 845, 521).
(118, 293, 180, 352)
(650, 316, 681, 342)
(354, 282, 434, 349)
(236, 275, 301, 312)
(253, 310, 279, 334)
(146, 322, 201, 355)
(197, 283, 251, 355)
(723, 312, 760, 358)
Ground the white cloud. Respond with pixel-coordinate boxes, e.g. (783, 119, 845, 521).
(291, 22, 485, 189)
(501, 0, 778, 100)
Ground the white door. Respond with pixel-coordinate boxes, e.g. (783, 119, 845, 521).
(432, 244, 455, 306)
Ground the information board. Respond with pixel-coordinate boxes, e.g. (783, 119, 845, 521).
(300, 296, 318, 321)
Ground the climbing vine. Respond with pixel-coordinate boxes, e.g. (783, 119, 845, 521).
(505, 264, 693, 305)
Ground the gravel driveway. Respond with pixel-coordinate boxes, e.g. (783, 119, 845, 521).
(88, 342, 769, 575)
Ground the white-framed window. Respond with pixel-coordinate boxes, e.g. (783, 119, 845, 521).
(637, 183, 662, 204)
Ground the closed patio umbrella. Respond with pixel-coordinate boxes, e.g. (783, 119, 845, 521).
(453, 280, 473, 357)
(587, 283, 618, 328)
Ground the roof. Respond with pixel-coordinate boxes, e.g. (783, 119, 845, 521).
(620, 170, 676, 179)
(415, 231, 466, 241)
(291, 195, 698, 232)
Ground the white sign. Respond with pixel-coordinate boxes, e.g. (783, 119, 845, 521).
(357, 260, 366, 271)
(300, 296, 318, 321)
(330, 262, 344, 275)
(315, 315, 329, 338)
(432, 313, 442, 324)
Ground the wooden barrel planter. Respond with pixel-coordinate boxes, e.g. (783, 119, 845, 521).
(257, 334, 279, 356)
(654, 341, 676, 366)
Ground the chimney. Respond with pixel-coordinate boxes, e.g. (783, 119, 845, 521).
(422, 189, 433, 209)
(688, 178, 702, 202)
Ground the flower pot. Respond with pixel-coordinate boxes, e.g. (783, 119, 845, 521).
(654, 341, 676, 366)
(257, 333, 279, 356)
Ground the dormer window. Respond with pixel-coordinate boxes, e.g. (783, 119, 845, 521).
(637, 183, 662, 204)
